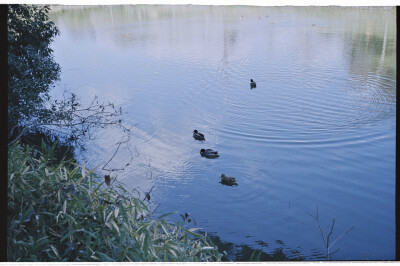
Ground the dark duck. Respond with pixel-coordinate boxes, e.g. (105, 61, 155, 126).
(220, 174, 238, 186)
(250, 79, 256, 88)
(200, 148, 219, 159)
(193, 130, 205, 141)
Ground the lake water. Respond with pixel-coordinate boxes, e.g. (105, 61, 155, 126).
(49, 6, 396, 260)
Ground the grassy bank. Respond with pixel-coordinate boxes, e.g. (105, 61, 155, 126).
(7, 142, 222, 262)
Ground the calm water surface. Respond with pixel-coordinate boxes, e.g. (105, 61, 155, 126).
(50, 6, 396, 260)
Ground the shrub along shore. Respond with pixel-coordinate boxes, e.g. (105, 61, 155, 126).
(7, 142, 222, 262)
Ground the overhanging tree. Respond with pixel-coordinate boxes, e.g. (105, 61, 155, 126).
(7, 5, 131, 156)
(8, 4, 60, 133)
(7, 5, 133, 173)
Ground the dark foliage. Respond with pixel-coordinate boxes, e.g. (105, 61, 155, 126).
(18, 130, 76, 164)
(8, 4, 60, 131)
(7, 5, 129, 153)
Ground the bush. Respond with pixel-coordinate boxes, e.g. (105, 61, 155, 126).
(7, 142, 222, 262)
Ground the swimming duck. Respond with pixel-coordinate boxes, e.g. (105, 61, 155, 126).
(193, 130, 205, 141)
(250, 79, 256, 88)
(220, 174, 238, 186)
(200, 148, 219, 159)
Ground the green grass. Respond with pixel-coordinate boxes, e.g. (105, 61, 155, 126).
(7, 142, 222, 262)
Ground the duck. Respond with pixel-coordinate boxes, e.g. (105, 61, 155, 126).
(250, 79, 256, 88)
(193, 130, 205, 141)
(220, 174, 238, 186)
(200, 148, 219, 159)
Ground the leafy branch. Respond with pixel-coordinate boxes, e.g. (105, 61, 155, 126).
(9, 92, 131, 147)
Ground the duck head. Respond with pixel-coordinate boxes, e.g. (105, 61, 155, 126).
(194, 130, 198, 133)
(250, 79, 254, 82)
(200, 148, 205, 153)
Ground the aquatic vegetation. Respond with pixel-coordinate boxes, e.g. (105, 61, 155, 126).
(7, 142, 222, 262)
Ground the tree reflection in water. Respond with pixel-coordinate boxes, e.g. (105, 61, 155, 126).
(206, 233, 325, 261)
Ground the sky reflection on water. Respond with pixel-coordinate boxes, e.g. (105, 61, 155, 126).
(50, 6, 395, 260)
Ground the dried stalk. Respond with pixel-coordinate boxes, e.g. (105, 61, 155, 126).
(308, 205, 355, 260)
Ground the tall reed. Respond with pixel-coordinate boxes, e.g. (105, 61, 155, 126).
(7, 142, 221, 262)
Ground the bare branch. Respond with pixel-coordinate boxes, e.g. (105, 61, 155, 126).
(8, 125, 32, 146)
(151, 202, 160, 214)
(102, 135, 131, 172)
(329, 226, 355, 249)
(310, 205, 355, 260)
(330, 248, 341, 256)
(310, 205, 327, 248)
(8, 91, 137, 178)
(326, 218, 335, 248)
